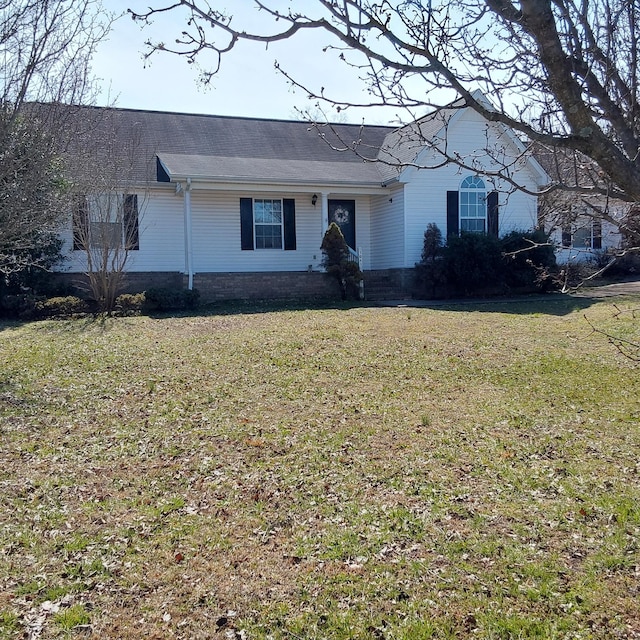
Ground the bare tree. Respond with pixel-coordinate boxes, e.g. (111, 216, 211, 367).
(69, 109, 150, 313)
(130, 0, 640, 246)
(0, 0, 112, 276)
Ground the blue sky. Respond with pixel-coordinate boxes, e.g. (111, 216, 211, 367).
(91, 0, 397, 124)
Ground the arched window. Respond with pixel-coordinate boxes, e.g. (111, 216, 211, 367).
(459, 176, 486, 233)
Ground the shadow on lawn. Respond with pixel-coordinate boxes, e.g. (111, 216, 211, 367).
(383, 292, 605, 316)
(172, 292, 606, 318)
(1, 291, 636, 331)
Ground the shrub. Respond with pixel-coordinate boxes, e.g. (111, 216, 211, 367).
(599, 249, 640, 278)
(144, 287, 200, 311)
(414, 223, 446, 298)
(0, 294, 42, 320)
(320, 222, 363, 300)
(500, 229, 558, 291)
(0, 235, 66, 298)
(115, 292, 146, 314)
(443, 232, 505, 296)
(0, 294, 89, 320)
(36, 296, 89, 317)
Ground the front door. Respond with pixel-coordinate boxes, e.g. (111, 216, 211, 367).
(328, 199, 356, 250)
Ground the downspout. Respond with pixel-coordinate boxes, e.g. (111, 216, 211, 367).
(184, 178, 194, 290)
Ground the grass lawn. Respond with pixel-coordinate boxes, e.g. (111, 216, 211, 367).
(0, 295, 639, 639)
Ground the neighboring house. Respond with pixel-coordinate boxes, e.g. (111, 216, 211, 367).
(534, 147, 625, 264)
(60, 91, 548, 300)
(557, 210, 622, 263)
(541, 198, 623, 264)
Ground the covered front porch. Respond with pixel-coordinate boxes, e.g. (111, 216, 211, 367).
(156, 153, 384, 289)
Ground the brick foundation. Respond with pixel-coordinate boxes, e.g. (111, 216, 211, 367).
(192, 271, 338, 302)
(53, 268, 416, 302)
(52, 271, 184, 297)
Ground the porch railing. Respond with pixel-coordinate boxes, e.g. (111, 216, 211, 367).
(347, 246, 362, 269)
(347, 246, 365, 299)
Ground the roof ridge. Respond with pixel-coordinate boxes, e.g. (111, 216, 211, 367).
(62, 102, 395, 129)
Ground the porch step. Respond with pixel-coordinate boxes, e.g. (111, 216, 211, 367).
(364, 270, 413, 300)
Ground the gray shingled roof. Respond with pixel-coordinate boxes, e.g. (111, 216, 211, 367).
(157, 153, 384, 185)
(68, 102, 465, 187)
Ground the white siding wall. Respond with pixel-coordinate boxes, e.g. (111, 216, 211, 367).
(60, 187, 375, 274)
(353, 195, 372, 271)
(370, 187, 405, 269)
(61, 187, 185, 273)
(191, 190, 324, 273)
(401, 110, 541, 267)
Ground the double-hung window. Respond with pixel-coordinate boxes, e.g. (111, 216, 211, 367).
(72, 193, 139, 251)
(240, 197, 296, 251)
(562, 218, 602, 250)
(253, 199, 283, 249)
(459, 176, 487, 233)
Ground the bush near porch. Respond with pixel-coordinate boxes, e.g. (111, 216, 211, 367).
(414, 228, 558, 299)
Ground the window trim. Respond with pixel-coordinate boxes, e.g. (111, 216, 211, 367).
(240, 197, 296, 251)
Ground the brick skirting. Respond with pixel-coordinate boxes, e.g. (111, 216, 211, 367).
(53, 269, 416, 302)
(192, 271, 339, 302)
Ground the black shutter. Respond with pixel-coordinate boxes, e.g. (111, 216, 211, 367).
(487, 191, 499, 237)
(446, 191, 459, 238)
(283, 198, 296, 251)
(73, 195, 89, 250)
(561, 227, 572, 247)
(124, 194, 139, 250)
(592, 219, 602, 249)
(240, 198, 254, 250)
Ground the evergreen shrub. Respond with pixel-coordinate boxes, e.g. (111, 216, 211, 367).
(443, 232, 505, 295)
(500, 229, 557, 291)
(414, 223, 446, 298)
(320, 222, 362, 300)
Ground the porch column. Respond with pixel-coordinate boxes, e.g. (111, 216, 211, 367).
(184, 178, 194, 290)
(321, 192, 330, 236)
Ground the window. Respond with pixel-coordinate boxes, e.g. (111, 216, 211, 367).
(72, 193, 139, 251)
(90, 221, 122, 248)
(562, 218, 602, 250)
(459, 176, 487, 233)
(240, 198, 296, 251)
(72, 195, 89, 250)
(254, 199, 283, 249)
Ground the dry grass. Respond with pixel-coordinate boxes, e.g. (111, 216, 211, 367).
(0, 296, 639, 639)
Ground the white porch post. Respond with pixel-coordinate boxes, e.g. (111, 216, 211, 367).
(321, 192, 329, 236)
(184, 178, 194, 290)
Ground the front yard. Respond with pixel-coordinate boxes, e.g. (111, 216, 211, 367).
(0, 297, 638, 639)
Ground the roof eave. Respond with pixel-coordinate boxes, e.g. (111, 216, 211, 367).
(163, 173, 388, 191)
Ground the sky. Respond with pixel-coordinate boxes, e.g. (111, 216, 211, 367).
(91, 0, 399, 124)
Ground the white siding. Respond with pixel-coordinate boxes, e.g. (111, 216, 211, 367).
(401, 110, 541, 267)
(352, 195, 372, 271)
(191, 190, 325, 273)
(60, 187, 185, 273)
(370, 187, 405, 269)
(60, 187, 376, 274)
